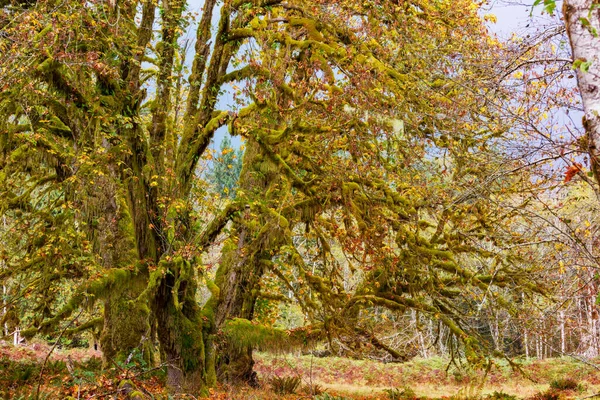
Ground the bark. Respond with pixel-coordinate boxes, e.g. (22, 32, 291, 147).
(124, 177, 211, 392)
(214, 140, 285, 385)
(112, 0, 231, 391)
(560, 310, 566, 354)
(153, 258, 210, 393)
(100, 276, 151, 364)
(214, 236, 263, 386)
(91, 176, 151, 365)
(563, 0, 600, 187)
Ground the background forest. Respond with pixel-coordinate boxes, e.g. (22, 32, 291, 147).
(1, 0, 600, 399)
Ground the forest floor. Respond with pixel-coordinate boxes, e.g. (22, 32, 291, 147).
(0, 340, 598, 399)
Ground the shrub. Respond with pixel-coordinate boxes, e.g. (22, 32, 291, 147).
(269, 375, 302, 395)
(528, 390, 561, 400)
(45, 360, 66, 375)
(384, 386, 418, 400)
(485, 392, 517, 400)
(0, 359, 38, 384)
(549, 377, 580, 391)
(302, 383, 325, 396)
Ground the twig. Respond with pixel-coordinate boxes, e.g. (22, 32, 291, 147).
(35, 307, 85, 400)
(132, 358, 179, 379)
(581, 392, 600, 400)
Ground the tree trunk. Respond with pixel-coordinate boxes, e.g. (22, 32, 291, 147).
(100, 275, 151, 364)
(153, 257, 210, 394)
(214, 237, 263, 386)
(126, 188, 212, 392)
(563, 0, 600, 187)
(524, 327, 529, 358)
(213, 139, 285, 385)
(560, 310, 566, 354)
(92, 177, 151, 365)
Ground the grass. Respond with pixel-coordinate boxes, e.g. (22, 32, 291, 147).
(254, 353, 599, 399)
(0, 341, 598, 399)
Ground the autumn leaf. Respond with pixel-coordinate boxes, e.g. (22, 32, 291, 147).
(564, 163, 583, 183)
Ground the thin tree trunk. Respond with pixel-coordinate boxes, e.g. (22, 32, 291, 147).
(560, 310, 566, 354)
(563, 0, 600, 192)
(524, 326, 529, 358)
(1, 216, 6, 338)
(2, 284, 6, 338)
(413, 310, 428, 358)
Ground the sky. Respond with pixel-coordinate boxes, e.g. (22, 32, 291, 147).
(488, 1, 538, 35)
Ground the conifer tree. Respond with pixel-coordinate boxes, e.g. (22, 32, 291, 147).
(206, 136, 243, 199)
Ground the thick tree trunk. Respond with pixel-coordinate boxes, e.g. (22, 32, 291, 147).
(154, 257, 210, 393)
(125, 186, 212, 393)
(214, 232, 264, 386)
(92, 178, 151, 364)
(100, 275, 151, 364)
(563, 0, 600, 187)
(214, 140, 284, 385)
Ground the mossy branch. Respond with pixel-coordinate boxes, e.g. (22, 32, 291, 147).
(222, 318, 316, 352)
(63, 317, 104, 337)
(196, 201, 243, 251)
(24, 268, 132, 337)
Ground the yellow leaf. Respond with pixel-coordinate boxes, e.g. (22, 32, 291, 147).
(483, 14, 497, 24)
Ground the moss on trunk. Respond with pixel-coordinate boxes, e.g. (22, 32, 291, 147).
(213, 139, 288, 385)
(100, 274, 151, 364)
(153, 257, 211, 394)
(93, 181, 152, 366)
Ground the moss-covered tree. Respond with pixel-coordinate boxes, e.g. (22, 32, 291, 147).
(0, 0, 545, 394)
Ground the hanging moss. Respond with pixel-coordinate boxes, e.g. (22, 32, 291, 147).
(223, 318, 296, 352)
(201, 279, 219, 330)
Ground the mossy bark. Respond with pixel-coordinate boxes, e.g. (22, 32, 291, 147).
(214, 236, 264, 385)
(100, 274, 151, 364)
(124, 174, 211, 393)
(214, 140, 285, 385)
(153, 258, 209, 393)
(92, 178, 151, 365)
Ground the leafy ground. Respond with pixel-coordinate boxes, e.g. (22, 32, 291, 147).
(0, 341, 598, 399)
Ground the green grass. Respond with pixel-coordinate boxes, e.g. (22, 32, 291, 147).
(254, 353, 599, 399)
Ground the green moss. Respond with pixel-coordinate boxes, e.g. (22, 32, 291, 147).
(204, 111, 229, 135)
(128, 391, 144, 400)
(46, 115, 71, 133)
(179, 314, 205, 372)
(135, 263, 167, 303)
(223, 318, 297, 352)
(204, 334, 217, 386)
(201, 279, 220, 328)
(34, 24, 52, 41)
(289, 17, 325, 41)
(36, 57, 56, 73)
(100, 270, 151, 365)
(118, 379, 135, 389)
